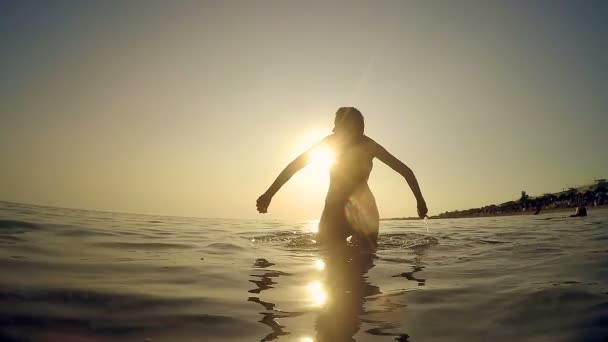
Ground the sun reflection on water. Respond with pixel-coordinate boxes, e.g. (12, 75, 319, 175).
(314, 259, 325, 271)
(307, 281, 327, 306)
(306, 219, 319, 233)
(301, 337, 314, 342)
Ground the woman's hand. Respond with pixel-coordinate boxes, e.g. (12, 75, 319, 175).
(256, 193, 273, 213)
(417, 199, 428, 218)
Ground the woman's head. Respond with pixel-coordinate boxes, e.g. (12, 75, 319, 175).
(333, 107, 364, 137)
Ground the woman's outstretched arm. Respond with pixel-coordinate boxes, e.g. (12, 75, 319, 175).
(256, 136, 330, 213)
(374, 142, 428, 218)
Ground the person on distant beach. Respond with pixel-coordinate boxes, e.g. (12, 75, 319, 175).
(256, 107, 428, 246)
(534, 199, 543, 215)
(570, 206, 587, 217)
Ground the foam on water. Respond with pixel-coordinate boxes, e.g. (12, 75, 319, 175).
(1, 201, 607, 342)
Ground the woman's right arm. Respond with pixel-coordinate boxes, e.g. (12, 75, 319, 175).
(256, 136, 331, 213)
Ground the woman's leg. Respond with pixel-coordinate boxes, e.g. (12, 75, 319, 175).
(345, 185, 379, 246)
(318, 202, 353, 244)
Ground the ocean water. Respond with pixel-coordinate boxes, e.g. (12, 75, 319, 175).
(0, 201, 607, 342)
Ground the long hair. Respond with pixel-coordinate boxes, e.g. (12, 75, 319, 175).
(335, 107, 364, 137)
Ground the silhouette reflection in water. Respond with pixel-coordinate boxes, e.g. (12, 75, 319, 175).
(248, 245, 412, 341)
(314, 245, 380, 341)
(248, 258, 301, 341)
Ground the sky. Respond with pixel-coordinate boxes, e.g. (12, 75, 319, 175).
(1, 0, 607, 220)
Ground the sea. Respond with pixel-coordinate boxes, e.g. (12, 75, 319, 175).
(0, 201, 607, 342)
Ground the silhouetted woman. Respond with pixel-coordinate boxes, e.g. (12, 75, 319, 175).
(256, 107, 428, 246)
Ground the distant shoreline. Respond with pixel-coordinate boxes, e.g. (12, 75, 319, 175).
(382, 205, 608, 221)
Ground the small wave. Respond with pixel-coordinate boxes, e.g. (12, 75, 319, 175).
(489, 286, 608, 341)
(378, 233, 438, 251)
(249, 231, 308, 244)
(0, 288, 258, 340)
(0, 235, 25, 243)
(202, 242, 247, 255)
(93, 241, 195, 250)
(206, 242, 245, 250)
(365, 327, 409, 341)
(248, 231, 318, 250)
(378, 256, 417, 264)
(251, 231, 440, 251)
(0, 219, 40, 234)
(591, 234, 608, 241)
(478, 239, 506, 244)
(284, 234, 318, 249)
(54, 228, 118, 237)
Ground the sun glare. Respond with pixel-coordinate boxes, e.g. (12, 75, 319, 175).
(306, 219, 319, 233)
(309, 147, 334, 171)
(289, 130, 334, 197)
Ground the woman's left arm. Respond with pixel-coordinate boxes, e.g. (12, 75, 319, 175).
(374, 142, 428, 218)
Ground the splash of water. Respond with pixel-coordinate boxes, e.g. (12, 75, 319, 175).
(423, 215, 430, 233)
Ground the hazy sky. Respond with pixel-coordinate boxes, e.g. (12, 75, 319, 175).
(1, 0, 607, 220)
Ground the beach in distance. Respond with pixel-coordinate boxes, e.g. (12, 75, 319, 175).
(384, 205, 608, 221)
(1, 201, 607, 342)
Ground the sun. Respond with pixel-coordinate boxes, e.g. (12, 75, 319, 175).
(308, 146, 334, 171)
(289, 130, 335, 191)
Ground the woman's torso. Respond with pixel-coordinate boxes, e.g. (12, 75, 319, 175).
(318, 135, 379, 236)
(326, 135, 375, 203)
